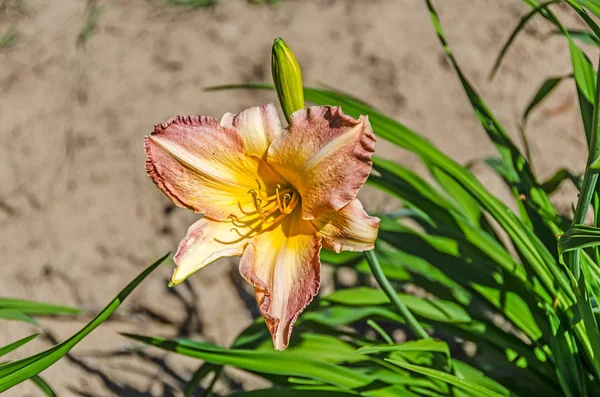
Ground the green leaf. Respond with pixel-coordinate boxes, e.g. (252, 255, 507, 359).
(366, 320, 394, 344)
(564, 0, 600, 40)
(547, 310, 587, 397)
(522, 75, 570, 125)
(0, 253, 169, 392)
(320, 249, 362, 266)
(324, 287, 472, 324)
(569, 41, 597, 103)
(0, 334, 39, 358)
(549, 29, 600, 46)
(451, 360, 513, 397)
(427, 164, 492, 234)
(29, 375, 57, 397)
(303, 305, 402, 327)
(356, 339, 450, 357)
(0, 310, 40, 327)
(230, 389, 358, 397)
(184, 362, 220, 397)
(541, 169, 582, 194)
(0, 299, 81, 316)
(253, 333, 368, 364)
(490, 0, 561, 79)
(386, 359, 506, 397)
(579, 0, 600, 18)
(559, 224, 600, 255)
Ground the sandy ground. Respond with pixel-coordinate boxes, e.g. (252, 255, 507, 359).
(0, 0, 590, 395)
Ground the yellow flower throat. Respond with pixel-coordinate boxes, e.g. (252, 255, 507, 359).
(225, 180, 299, 242)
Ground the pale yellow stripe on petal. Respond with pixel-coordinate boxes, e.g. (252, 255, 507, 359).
(148, 135, 256, 191)
(171, 218, 251, 285)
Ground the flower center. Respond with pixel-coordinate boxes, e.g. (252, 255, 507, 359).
(221, 180, 300, 243)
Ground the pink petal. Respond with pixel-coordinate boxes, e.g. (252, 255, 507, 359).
(239, 210, 321, 350)
(221, 103, 282, 159)
(267, 106, 375, 220)
(145, 115, 282, 221)
(312, 199, 380, 253)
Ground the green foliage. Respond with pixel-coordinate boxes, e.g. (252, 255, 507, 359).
(0, 334, 39, 358)
(0, 298, 81, 327)
(29, 375, 57, 397)
(192, 0, 600, 396)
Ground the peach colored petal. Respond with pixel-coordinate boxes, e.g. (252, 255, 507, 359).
(221, 103, 282, 159)
(171, 217, 250, 285)
(239, 210, 321, 350)
(145, 115, 283, 221)
(312, 199, 380, 253)
(267, 106, 375, 220)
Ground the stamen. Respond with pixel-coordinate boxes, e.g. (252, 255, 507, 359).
(263, 188, 293, 202)
(215, 219, 264, 244)
(237, 200, 255, 215)
(261, 211, 288, 229)
(261, 203, 281, 219)
(221, 184, 301, 243)
(227, 215, 246, 228)
(249, 190, 264, 216)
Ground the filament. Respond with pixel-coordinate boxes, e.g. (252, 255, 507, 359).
(218, 183, 300, 244)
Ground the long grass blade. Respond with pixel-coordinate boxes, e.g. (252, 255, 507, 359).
(385, 359, 506, 397)
(29, 375, 57, 397)
(522, 75, 571, 125)
(490, 0, 561, 79)
(0, 299, 81, 316)
(0, 334, 39, 358)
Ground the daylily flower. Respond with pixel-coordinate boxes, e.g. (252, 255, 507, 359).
(145, 103, 380, 350)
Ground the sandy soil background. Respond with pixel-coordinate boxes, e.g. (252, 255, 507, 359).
(0, 0, 590, 395)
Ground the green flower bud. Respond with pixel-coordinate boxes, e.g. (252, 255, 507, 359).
(271, 37, 305, 123)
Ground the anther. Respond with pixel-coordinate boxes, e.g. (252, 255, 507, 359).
(281, 193, 291, 212)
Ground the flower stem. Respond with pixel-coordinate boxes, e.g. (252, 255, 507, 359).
(365, 250, 429, 340)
